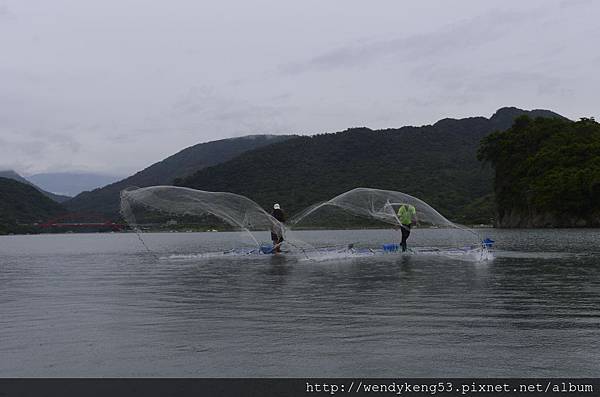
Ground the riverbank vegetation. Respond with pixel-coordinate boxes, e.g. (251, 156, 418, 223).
(478, 116, 600, 227)
(0, 177, 65, 235)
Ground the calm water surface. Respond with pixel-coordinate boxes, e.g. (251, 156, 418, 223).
(0, 229, 599, 376)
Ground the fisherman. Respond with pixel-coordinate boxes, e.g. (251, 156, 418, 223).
(397, 203, 417, 252)
(271, 203, 286, 253)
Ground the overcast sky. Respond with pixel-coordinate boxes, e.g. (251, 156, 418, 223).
(1, 0, 598, 176)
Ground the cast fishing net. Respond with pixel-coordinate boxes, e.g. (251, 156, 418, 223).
(287, 188, 491, 260)
(120, 186, 285, 255)
(120, 186, 491, 261)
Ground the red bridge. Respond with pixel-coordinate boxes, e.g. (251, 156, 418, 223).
(39, 213, 125, 231)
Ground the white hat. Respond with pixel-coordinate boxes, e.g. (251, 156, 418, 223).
(273, 203, 280, 210)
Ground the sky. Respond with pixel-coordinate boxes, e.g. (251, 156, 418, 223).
(1, 0, 599, 176)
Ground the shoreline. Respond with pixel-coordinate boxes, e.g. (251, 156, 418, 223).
(5, 226, 600, 238)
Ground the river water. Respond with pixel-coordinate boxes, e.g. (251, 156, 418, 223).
(0, 229, 599, 376)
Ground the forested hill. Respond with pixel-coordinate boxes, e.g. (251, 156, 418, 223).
(178, 107, 563, 224)
(0, 177, 65, 234)
(0, 170, 71, 203)
(479, 116, 600, 227)
(65, 134, 293, 215)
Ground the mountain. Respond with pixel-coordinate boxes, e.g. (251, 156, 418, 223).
(487, 106, 568, 130)
(479, 115, 600, 227)
(0, 177, 65, 234)
(0, 170, 71, 203)
(178, 107, 564, 224)
(28, 172, 123, 197)
(65, 134, 293, 215)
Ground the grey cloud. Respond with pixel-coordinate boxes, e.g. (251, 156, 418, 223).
(281, 7, 547, 75)
(171, 86, 217, 116)
(28, 129, 82, 154)
(170, 86, 294, 135)
(469, 71, 573, 98)
(560, 0, 593, 8)
(107, 126, 168, 144)
(0, 4, 11, 19)
(0, 125, 84, 173)
(424, 68, 562, 93)
(2, 137, 46, 158)
(394, 65, 574, 115)
(269, 92, 292, 101)
(1, 0, 598, 175)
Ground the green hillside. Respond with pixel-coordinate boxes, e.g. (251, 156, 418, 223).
(0, 177, 65, 234)
(65, 134, 293, 216)
(479, 116, 600, 227)
(178, 108, 563, 224)
(0, 170, 71, 203)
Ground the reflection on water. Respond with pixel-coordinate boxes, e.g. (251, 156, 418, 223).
(0, 229, 599, 376)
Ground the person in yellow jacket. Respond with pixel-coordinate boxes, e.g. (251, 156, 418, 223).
(397, 204, 417, 252)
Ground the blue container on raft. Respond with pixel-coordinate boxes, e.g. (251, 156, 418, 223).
(260, 244, 274, 254)
(382, 243, 399, 252)
(482, 238, 494, 248)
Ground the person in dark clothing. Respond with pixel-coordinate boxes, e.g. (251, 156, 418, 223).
(271, 203, 286, 253)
